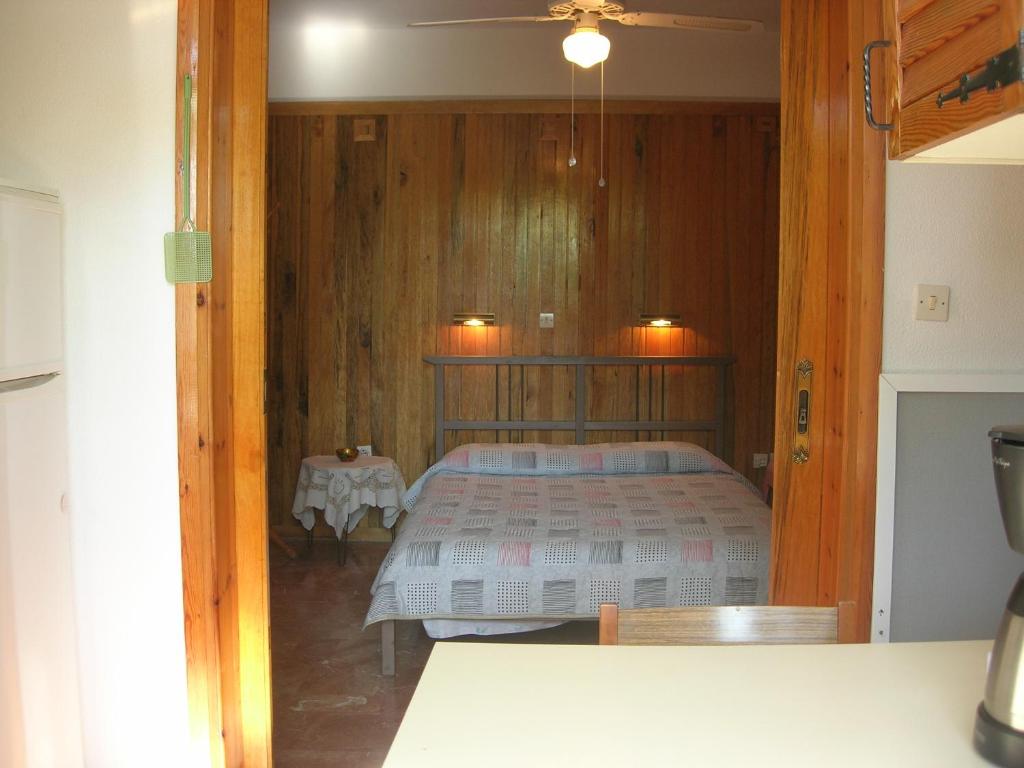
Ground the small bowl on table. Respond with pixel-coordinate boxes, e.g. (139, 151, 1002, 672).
(336, 447, 359, 462)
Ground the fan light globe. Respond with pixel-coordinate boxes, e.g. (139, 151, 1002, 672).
(562, 26, 610, 68)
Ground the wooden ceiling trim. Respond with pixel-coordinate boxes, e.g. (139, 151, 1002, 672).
(268, 99, 781, 117)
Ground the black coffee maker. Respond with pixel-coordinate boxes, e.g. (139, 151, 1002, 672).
(974, 426, 1024, 767)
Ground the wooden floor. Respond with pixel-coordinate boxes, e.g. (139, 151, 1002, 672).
(270, 538, 597, 767)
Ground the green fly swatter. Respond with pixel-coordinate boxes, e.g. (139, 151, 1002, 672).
(164, 74, 212, 283)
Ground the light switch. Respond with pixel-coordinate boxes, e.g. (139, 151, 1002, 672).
(914, 284, 950, 322)
(539, 313, 555, 328)
(753, 453, 769, 469)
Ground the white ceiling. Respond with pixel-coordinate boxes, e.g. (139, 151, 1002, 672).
(269, 0, 781, 101)
(270, 0, 780, 29)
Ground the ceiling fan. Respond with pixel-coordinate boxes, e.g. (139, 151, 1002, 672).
(410, 1, 765, 68)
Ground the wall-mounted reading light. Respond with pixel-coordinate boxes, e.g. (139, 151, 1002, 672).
(453, 312, 496, 327)
(639, 313, 682, 328)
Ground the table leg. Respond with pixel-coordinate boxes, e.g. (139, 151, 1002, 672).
(306, 525, 313, 555)
(337, 525, 349, 567)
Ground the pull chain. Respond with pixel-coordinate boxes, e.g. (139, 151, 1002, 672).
(598, 60, 606, 188)
(568, 62, 577, 168)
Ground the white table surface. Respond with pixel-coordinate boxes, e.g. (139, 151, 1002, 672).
(384, 640, 995, 768)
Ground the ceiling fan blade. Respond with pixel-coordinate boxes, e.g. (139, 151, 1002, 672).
(612, 12, 764, 33)
(409, 16, 565, 28)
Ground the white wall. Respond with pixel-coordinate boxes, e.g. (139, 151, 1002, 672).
(269, 0, 780, 100)
(0, 1, 191, 766)
(883, 162, 1024, 373)
(882, 162, 1024, 643)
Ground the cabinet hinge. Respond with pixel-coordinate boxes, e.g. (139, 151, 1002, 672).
(937, 34, 1023, 108)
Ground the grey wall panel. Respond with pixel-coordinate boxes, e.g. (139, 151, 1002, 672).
(891, 392, 1024, 642)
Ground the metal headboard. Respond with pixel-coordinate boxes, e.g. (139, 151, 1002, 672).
(426, 355, 734, 461)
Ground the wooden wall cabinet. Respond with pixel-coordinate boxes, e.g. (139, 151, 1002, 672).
(876, 0, 1023, 162)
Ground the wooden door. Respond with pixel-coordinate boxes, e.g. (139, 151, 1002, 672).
(771, 0, 886, 642)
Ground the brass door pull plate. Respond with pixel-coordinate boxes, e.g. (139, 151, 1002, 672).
(793, 359, 813, 463)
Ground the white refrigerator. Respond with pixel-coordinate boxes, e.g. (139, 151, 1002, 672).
(0, 181, 84, 766)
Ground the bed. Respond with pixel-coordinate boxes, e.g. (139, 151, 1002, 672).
(364, 355, 771, 674)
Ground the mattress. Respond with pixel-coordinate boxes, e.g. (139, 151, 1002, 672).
(364, 442, 770, 632)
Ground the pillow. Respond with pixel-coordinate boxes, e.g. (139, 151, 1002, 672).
(440, 441, 726, 475)
(403, 441, 738, 508)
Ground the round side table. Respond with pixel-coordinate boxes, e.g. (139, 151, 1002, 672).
(290, 454, 406, 565)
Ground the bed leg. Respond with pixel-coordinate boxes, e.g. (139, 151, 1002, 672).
(381, 620, 396, 676)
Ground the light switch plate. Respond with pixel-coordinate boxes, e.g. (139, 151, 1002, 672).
(357, 444, 372, 457)
(539, 312, 555, 328)
(914, 284, 950, 322)
(753, 453, 769, 469)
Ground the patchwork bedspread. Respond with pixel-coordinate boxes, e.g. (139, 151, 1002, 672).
(364, 442, 770, 627)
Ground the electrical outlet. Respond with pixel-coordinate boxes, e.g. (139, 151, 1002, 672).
(753, 453, 769, 469)
(539, 312, 554, 328)
(357, 444, 372, 457)
(914, 284, 950, 322)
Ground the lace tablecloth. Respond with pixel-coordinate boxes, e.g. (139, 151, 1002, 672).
(291, 455, 406, 538)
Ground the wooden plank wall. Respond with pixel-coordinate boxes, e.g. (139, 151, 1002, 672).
(266, 103, 780, 535)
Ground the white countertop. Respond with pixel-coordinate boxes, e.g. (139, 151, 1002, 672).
(384, 640, 995, 768)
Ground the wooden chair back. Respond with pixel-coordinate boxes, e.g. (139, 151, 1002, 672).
(598, 602, 857, 646)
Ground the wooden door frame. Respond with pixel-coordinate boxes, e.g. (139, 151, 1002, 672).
(175, 1, 270, 765)
(769, 0, 885, 641)
(173, 0, 884, 763)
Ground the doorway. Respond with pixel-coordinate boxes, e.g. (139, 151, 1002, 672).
(173, 0, 886, 765)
